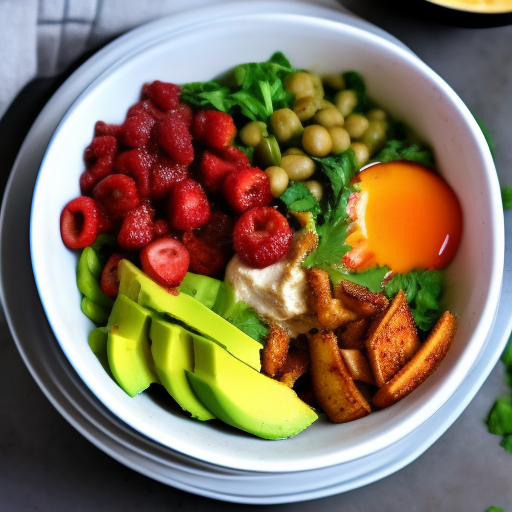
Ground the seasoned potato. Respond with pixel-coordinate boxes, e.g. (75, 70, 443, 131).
(334, 280, 389, 318)
(307, 268, 358, 330)
(339, 349, 375, 386)
(366, 290, 420, 387)
(261, 324, 290, 378)
(279, 349, 310, 388)
(308, 330, 371, 423)
(337, 318, 369, 351)
(373, 311, 458, 408)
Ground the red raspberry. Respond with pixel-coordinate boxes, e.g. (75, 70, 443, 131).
(150, 153, 188, 201)
(94, 121, 121, 138)
(100, 253, 123, 297)
(191, 110, 236, 150)
(127, 99, 165, 122)
(199, 146, 249, 193)
(114, 149, 154, 199)
(80, 170, 97, 195)
(141, 81, 181, 112)
(83, 135, 118, 181)
(117, 202, 155, 251)
(97, 206, 117, 234)
(60, 196, 99, 249)
(223, 166, 273, 214)
(119, 111, 155, 148)
(153, 218, 170, 238)
(168, 178, 210, 231)
(233, 207, 292, 268)
(93, 174, 140, 219)
(140, 236, 190, 288)
(155, 111, 194, 165)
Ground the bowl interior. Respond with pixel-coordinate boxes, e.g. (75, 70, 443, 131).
(30, 11, 502, 473)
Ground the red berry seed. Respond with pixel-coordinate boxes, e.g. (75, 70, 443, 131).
(156, 112, 194, 165)
(140, 236, 190, 288)
(168, 178, 210, 231)
(233, 206, 292, 268)
(100, 253, 124, 297)
(223, 167, 273, 214)
(191, 110, 236, 150)
(93, 174, 140, 219)
(60, 196, 99, 249)
(117, 202, 155, 251)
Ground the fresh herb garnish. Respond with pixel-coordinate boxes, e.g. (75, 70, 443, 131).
(280, 181, 322, 217)
(180, 52, 298, 123)
(342, 71, 366, 113)
(326, 265, 390, 294)
(373, 140, 435, 169)
(225, 302, 269, 343)
(501, 187, 512, 210)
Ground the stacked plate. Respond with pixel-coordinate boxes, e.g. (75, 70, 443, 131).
(2, 1, 511, 504)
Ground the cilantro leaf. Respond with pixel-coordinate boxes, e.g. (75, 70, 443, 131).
(326, 265, 390, 294)
(486, 396, 512, 436)
(373, 140, 435, 168)
(280, 181, 322, 217)
(501, 187, 512, 210)
(303, 221, 351, 269)
(384, 270, 443, 331)
(313, 148, 359, 199)
(486, 508, 505, 512)
(342, 71, 366, 113)
(225, 302, 269, 343)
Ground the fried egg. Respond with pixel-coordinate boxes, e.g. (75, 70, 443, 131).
(344, 161, 463, 274)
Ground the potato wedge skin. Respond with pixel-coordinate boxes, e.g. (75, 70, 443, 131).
(334, 280, 389, 318)
(261, 324, 290, 378)
(373, 311, 458, 408)
(340, 348, 375, 386)
(308, 330, 371, 423)
(366, 290, 420, 387)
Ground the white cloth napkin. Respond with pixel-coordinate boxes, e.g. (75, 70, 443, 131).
(0, 0, 342, 120)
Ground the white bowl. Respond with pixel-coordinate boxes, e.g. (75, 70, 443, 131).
(30, 4, 503, 474)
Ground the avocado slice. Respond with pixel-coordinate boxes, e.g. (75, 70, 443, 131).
(186, 335, 318, 440)
(179, 272, 222, 310)
(117, 259, 262, 371)
(106, 294, 159, 397)
(150, 318, 215, 421)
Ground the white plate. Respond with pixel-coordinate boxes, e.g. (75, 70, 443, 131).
(2, 0, 510, 504)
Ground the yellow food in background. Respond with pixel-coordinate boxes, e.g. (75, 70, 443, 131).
(428, 0, 512, 13)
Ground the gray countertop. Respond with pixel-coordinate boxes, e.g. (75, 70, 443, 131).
(2, 2, 512, 510)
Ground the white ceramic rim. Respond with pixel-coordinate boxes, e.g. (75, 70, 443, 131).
(29, 5, 504, 474)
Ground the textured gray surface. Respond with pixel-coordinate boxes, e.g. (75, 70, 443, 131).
(1, 2, 512, 510)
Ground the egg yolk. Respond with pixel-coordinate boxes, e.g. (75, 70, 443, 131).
(344, 161, 463, 274)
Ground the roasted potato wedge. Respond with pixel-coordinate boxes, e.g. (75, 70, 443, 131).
(308, 330, 371, 423)
(337, 318, 369, 351)
(339, 349, 375, 386)
(334, 280, 389, 318)
(279, 349, 310, 388)
(307, 268, 358, 330)
(261, 324, 290, 378)
(373, 311, 458, 408)
(366, 290, 420, 387)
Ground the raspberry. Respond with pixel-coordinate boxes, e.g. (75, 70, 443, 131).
(150, 153, 188, 201)
(223, 166, 273, 214)
(119, 111, 155, 148)
(199, 146, 249, 193)
(60, 196, 99, 249)
(127, 99, 165, 122)
(100, 253, 123, 297)
(233, 207, 292, 268)
(141, 81, 181, 112)
(94, 121, 121, 138)
(83, 135, 118, 181)
(191, 110, 236, 150)
(114, 149, 154, 199)
(168, 178, 210, 231)
(140, 236, 190, 288)
(156, 111, 194, 165)
(97, 206, 117, 234)
(153, 218, 170, 238)
(117, 202, 155, 251)
(80, 170, 97, 195)
(93, 174, 140, 219)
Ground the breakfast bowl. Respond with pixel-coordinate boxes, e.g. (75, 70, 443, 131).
(29, 0, 503, 481)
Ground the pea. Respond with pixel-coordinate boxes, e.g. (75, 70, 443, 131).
(282, 147, 306, 157)
(309, 73, 325, 103)
(293, 96, 318, 122)
(322, 73, 346, 90)
(351, 142, 370, 166)
(361, 121, 387, 152)
(285, 72, 315, 99)
(366, 108, 387, 122)
(239, 121, 267, 147)
(265, 166, 289, 197)
(302, 125, 333, 157)
(328, 126, 351, 154)
(280, 154, 316, 181)
(314, 106, 344, 128)
(305, 180, 323, 201)
(344, 113, 369, 140)
(270, 108, 304, 145)
(334, 89, 358, 117)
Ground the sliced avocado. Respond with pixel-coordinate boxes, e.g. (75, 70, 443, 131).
(106, 294, 159, 397)
(117, 259, 262, 371)
(186, 335, 318, 440)
(179, 272, 222, 310)
(212, 281, 238, 318)
(150, 318, 215, 421)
